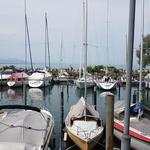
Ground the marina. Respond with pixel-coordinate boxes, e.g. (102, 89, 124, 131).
(0, 83, 150, 149)
(0, 0, 150, 149)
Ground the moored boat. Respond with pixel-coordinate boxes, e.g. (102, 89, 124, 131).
(65, 97, 104, 150)
(0, 69, 16, 86)
(95, 76, 117, 90)
(7, 72, 29, 87)
(75, 74, 95, 89)
(0, 104, 54, 150)
(28, 69, 52, 88)
(114, 101, 150, 150)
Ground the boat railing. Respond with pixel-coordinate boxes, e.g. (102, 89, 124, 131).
(0, 105, 41, 112)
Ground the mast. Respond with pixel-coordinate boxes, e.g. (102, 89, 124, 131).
(138, 0, 144, 117)
(24, 0, 27, 71)
(83, 0, 88, 99)
(45, 13, 51, 70)
(60, 34, 63, 73)
(121, 0, 136, 149)
(45, 13, 47, 68)
(24, 0, 33, 72)
(106, 0, 109, 74)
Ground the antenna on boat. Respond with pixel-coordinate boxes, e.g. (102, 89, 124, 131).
(138, 0, 144, 119)
(24, 0, 34, 72)
(45, 13, 51, 70)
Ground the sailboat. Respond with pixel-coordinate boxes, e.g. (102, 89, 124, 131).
(75, 73, 95, 89)
(114, 1, 150, 149)
(65, 1, 104, 149)
(7, 72, 29, 87)
(95, 0, 117, 90)
(55, 35, 69, 84)
(75, 0, 95, 89)
(0, 105, 54, 150)
(28, 13, 52, 88)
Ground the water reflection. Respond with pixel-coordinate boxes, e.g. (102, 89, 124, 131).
(0, 85, 149, 150)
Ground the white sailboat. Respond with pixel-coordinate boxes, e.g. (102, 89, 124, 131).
(95, 74, 117, 90)
(55, 35, 69, 84)
(28, 68, 52, 88)
(95, 0, 117, 90)
(114, 1, 150, 149)
(28, 13, 52, 88)
(65, 1, 104, 149)
(0, 105, 54, 150)
(75, 73, 95, 89)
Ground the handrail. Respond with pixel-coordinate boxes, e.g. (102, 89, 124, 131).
(0, 105, 41, 112)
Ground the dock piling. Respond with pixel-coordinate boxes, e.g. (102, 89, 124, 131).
(106, 94, 114, 150)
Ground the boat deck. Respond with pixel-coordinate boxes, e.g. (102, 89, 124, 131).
(114, 101, 150, 136)
(130, 117, 150, 135)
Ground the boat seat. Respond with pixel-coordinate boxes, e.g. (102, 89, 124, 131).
(73, 120, 97, 131)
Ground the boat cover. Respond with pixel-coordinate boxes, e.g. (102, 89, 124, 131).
(0, 109, 53, 150)
(9, 72, 29, 79)
(65, 97, 100, 126)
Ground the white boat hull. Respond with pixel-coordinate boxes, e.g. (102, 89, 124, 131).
(114, 120, 150, 150)
(7, 80, 28, 87)
(29, 77, 51, 88)
(75, 80, 95, 88)
(28, 70, 52, 88)
(96, 81, 117, 90)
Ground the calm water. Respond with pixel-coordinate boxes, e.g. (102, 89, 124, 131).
(0, 85, 150, 150)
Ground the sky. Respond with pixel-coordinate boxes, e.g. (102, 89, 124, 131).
(0, 0, 150, 69)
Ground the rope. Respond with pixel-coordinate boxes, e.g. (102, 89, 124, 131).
(0, 121, 47, 132)
(65, 144, 76, 150)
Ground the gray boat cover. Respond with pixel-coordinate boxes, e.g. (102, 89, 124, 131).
(65, 97, 100, 126)
(0, 109, 54, 150)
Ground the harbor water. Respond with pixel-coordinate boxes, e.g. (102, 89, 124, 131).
(0, 84, 150, 150)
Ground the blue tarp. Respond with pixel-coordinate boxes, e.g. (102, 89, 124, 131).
(133, 102, 143, 113)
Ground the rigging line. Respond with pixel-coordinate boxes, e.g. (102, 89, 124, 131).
(24, 0, 27, 71)
(87, 137, 105, 148)
(0, 127, 10, 134)
(65, 144, 76, 150)
(0, 121, 47, 131)
(0, 121, 10, 127)
(25, 14, 34, 72)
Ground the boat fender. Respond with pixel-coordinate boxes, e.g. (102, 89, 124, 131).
(64, 132, 67, 141)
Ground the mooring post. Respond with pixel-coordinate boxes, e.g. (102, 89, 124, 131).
(106, 94, 114, 150)
(118, 81, 121, 100)
(132, 90, 136, 104)
(23, 84, 27, 105)
(94, 86, 97, 110)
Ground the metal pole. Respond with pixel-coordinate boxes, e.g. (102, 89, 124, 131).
(83, 0, 88, 99)
(138, 0, 144, 119)
(105, 94, 114, 150)
(121, 0, 136, 150)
